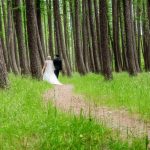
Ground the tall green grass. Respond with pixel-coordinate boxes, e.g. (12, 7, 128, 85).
(61, 72, 150, 121)
(0, 74, 146, 149)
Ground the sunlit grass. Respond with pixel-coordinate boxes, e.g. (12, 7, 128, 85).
(0, 74, 147, 149)
(61, 72, 150, 121)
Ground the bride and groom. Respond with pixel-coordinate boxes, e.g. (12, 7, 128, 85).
(42, 55, 62, 85)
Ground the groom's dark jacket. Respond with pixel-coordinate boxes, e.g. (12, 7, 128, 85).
(53, 57, 62, 71)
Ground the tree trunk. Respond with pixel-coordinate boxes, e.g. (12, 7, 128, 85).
(143, 1, 150, 71)
(82, 0, 89, 72)
(7, 0, 19, 74)
(94, 0, 103, 71)
(100, 0, 113, 80)
(53, 0, 72, 76)
(47, 0, 54, 58)
(123, 0, 137, 75)
(0, 2, 9, 71)
(88, 0, 101, 72)
(36, 0, 46, 57)
(148, 0, 150, 27)
(120, 0, 128, 71)
(137, 5, 142, 71)
(53, 0, 71, 76)
(0, 39, 8, 88)
(112, 0, 122, 72)
(13, 0, 30, 75)
(1, 0, 11, 71)
(85, 2, 95, 72)
(74, 0, 86, 74)
(25, 0, 42, 79)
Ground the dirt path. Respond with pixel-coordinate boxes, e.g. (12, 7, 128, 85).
(43, 84, 150, 139)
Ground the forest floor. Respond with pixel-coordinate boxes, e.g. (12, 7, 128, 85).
(44, 84, 150, 140)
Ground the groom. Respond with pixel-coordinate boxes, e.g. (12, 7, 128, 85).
(53, 54, 62, 78)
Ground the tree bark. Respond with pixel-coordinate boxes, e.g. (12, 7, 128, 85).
(94, 0, 103, 70)
(88, 0, 101, 72)
(100, 0, 113, 80)
(74, 0, 86, 74)
(7, 0, 19, 74)
(82, 0, 89, 72)
(13, 0, 30, 75)
(0, 2, 9, 71)
(47, 0, 54, 58)
(112, 0, 122, 72)
(36, 0, 46, 57)
(123, 0, 137, 75)
(0, 39, 8, 88)
(1, 0, 11, 71)
(25, 0, 42, 79)
(53, 0, 72, 76)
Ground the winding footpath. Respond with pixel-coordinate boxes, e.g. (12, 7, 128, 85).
(43, 84, 150, 141)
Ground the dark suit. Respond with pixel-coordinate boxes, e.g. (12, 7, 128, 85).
(53, 57, 62, 78)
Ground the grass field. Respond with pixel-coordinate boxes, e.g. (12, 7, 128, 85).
(61, 72, 150, 121)
(0, 74, 147, 149)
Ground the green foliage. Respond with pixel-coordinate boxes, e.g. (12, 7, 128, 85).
(0, 74, 146, 149)
(61, 73, 150, 121)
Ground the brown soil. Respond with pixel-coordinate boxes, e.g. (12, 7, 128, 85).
(43, 84, 150, 139)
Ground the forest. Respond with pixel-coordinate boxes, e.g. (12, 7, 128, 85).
(0, 0, 150, 149)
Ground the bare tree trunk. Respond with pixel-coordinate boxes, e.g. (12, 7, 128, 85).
(94, 0, 103, 71)
(13, 29, 20, 71)
(47, 0, 54, 58)
(0, 39, 8, 88)
(143, 1, 150, 71)
(69, 0, 76, 71)
(53, 0, 72, 76)
(130, 1, 140, 72)
(82, 0, 89, 72)
(7, 0, 19, 74)
(13, 0, 30, 75)
(148, 0, 150, 27)
(123, 0, 137, 75)
(100, 0, 113, 80)
(112, 0, 122, 72)
(25, 0, 42, 79)
(137, 5, 142, 71)
(35, 20, 45, 66)
(88, 0, 101, 72)
(0, 2, 9, 71)
(74, 0, 86, 74)
(85, 2, 95, 72)
(120, 0, 128, 71)
(1, 0, 11, 71)
(36, 0, 46, 57)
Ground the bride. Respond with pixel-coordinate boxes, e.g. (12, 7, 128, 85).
(42, 56, 62, 85)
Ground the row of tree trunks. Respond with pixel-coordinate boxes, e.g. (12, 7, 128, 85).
(1, 0, 150, 85)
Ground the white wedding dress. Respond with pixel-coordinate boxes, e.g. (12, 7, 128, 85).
(43, 60, 62, 85)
